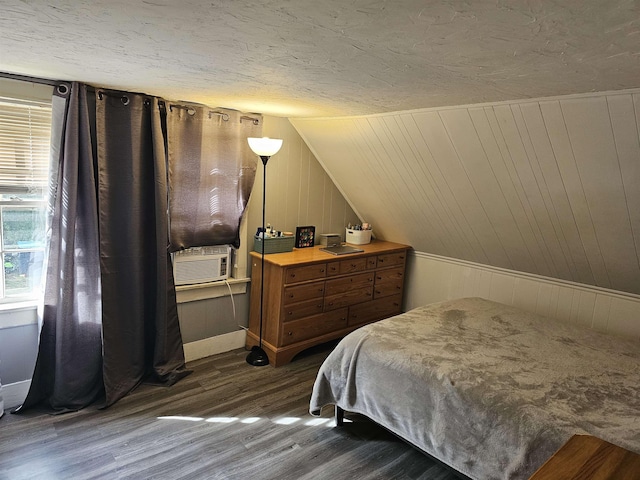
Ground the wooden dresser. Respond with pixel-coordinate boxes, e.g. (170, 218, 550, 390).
(246, 240, 411, 366)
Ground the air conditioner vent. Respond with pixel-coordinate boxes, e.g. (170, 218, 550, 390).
(173, 245, 231, 285)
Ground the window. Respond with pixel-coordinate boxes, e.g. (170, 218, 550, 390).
(0, 95, 52, 302)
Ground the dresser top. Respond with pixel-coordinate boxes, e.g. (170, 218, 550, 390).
(250, 240, 411, 267)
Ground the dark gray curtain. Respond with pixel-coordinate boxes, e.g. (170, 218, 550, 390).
(18, 83, 104, 412)
(167, 106, 261, 250)
(97, 91, 189, 406)
(18, 83, 189, 412)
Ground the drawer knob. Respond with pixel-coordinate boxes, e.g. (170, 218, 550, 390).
(288, 331, 293, 336)
(320, 269, 325, 273)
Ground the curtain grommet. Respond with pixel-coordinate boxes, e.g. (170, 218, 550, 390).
(56, 84, 70, 96)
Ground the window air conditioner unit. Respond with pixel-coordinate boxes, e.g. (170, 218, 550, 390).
(173, 245, 231, 285)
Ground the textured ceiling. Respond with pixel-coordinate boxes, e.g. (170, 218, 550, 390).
(1, 1, 640, 117)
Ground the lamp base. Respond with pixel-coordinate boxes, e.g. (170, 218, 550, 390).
(246, 345, 270, 366)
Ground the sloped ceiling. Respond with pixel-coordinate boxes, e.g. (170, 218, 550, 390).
(1, 1, 640, 117)
(292, 89, 640, 296)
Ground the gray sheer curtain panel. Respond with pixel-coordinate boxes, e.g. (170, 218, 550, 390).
(18, 82, 104, 413)
(167, 107, 261, 250)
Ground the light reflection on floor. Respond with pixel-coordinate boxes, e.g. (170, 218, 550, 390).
(156, 415, 352, 427)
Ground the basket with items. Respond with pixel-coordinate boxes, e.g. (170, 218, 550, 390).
(345, 222, 372, 244)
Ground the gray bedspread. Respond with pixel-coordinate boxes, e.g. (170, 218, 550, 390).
(309, 297, 640, 480)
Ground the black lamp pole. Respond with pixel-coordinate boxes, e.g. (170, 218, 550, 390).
(246, 154, 271, 366)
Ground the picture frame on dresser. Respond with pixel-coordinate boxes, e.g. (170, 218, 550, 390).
(295, 226, 315, 248)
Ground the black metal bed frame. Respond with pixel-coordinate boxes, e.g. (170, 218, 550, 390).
(334, 406, 472, 480)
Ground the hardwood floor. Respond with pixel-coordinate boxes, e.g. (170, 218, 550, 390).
(0, 344, 459, 480)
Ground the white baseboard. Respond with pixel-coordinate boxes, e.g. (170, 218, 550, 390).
(183, 329, 247, 363)
(1, 379, 30, 410)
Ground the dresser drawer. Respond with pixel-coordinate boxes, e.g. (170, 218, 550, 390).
(375, 266, 405, 283)
(348, 294, 402, 326)
(325, 272, 374, 295)
(285, 263, 327, 284)
(327, 257, 368, 276)
(366, 255, 377, 269)
(374, 278, 403, 298)
(280, 309, 348, 346)
(377, 252, 407, 268)
(281, 298, 324, 322)
(325, 286, 373, 311)
(283, 281, 325, 305)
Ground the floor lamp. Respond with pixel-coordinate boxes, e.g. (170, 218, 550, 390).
(246, 136, 283, 366)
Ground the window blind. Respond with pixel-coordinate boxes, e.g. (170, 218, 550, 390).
(0, 96, 52, 194)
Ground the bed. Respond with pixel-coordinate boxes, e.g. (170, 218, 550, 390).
(309, 297, 640, 480)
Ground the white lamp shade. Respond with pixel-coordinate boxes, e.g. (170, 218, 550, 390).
(248, 137, 283, 157)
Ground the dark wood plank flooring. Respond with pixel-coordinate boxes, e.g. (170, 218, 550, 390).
(0, 344, 459, 480)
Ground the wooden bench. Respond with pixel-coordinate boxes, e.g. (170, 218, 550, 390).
(529, 435, 640, 479)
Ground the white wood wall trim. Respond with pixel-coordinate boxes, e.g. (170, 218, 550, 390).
(405, 251, 640, 340)
(0, 303, 38, 329)
(293, 87, 640, 121)
(175, 278, 249, 304)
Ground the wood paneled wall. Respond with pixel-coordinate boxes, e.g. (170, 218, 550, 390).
(406, 252, 640, 340)
(291, 89, 640, 297)
(245, 116, 359, 242)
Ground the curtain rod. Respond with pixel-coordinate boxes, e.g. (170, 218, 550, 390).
(5, 74, 263, 122)
(0, 71, 61, 87)
(240, 115, 260, 125)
